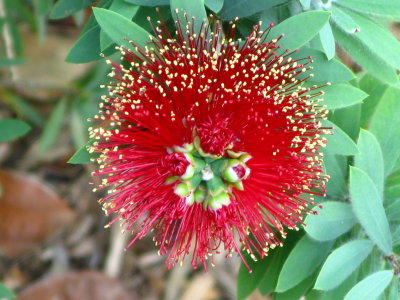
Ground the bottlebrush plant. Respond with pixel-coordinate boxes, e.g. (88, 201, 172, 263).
(55, 0, 400, 299)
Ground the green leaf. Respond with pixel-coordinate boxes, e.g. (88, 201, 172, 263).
(344, 270, 393, 300)
(0, 119, 31, 142)
(314, 239, 373, 291)
(205, 0, 224, 13)
(304, 202, 357, 242)
(385, 177, 400, 201)
(299, 0, 311, 10)
(323, 150, 346, 198)
(319, 272, 358, 300)
(93, 7, 152, 51)
(331, 5, 360, 33)
(292, 48, 354, 83)
(324, 119, 358, 156)
(66, 25, 101, 63)
(0, 58, 26, 67)
(340, 10, 400, 71)
(170, 0, 208, 33)
(267, 11, 330, 51)
(354, 129, 384, 199)
(258, 231, 303, 295)
(274, 272, 316, 300)
(100, 0, 139, 51)
(318, 23, 335, 60)
(336, 0, 400, 20)
(323, 83, 367, 110)
(358, 74, 388, 126)
(39, 99, 67, 153)
(329, 104, 361, 142)
(237, 253, 272, 300)
(0, 283, 15, 299)
(124, 0, 168, 5)
(349, 167, 392, 255)
(369, 87, 400, 176)
(68, 139, 99, 164)
(332, 24, 399, 87)
(276, 235, 332, 292)
(50, 0, 95, 19)
(386, 199, 400, 222)
(221, 0, 286, 20)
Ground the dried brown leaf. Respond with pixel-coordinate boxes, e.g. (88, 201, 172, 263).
(0, 170, 74, 257)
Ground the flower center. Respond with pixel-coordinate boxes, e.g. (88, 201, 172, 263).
(163, 144, 251, 210)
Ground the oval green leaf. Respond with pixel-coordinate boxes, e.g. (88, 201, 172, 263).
(344, 270, 393, 300)
(331, 5, 360, 33)
(324, 119, 358, 156)
(268, 11, 330, 51)
(369, 87, 400, 176)
(0, 119, 31, 143)
(323, 83, 367, 110)
(205, 0, 224, 13)
(93, 7, 152, 51)
(355, 129, 384, 198)
(336, 0, 400, 20)
(125, 0, 168, 5)
(332, 24, 399, 87)
(221, 0, 286, 20)
(170, 0, 208, 33)
(276, 235, 333, 292)
(66, 25, 101, 63)
(350, 167, 392, 255)
(314, 239, 373, 291)
(304, 202, 356, 241)
(50, 0, 95, 19)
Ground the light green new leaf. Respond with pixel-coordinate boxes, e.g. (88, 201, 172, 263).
(331, 5, 360, 33)
(369, 87, 400, 176)
(323, 83, 367, 110)
(324, 119, 358, 156)
(267, 11, 330, 51)
(93, 8, 152, 51)
(221, 0, 286, 20)
(171, 0, 208, 33)
(39, 99, 67, 153)
(50, 0, 95, 19)
(336, 0, 400, 20)
(349, 167, 392, 255)
(205, 0, 224, 13)
(0, 119, 31, 143)
(344, 270, 393, 300)
(276, 235, 332, 292)
(332, 25, 399, 86)
(354, 130, 384, 198)
(304, 202, 356, 242)
(66, 26, 101, 63)
(314, 239, 373, 291)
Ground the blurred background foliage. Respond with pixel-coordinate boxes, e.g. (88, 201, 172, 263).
(1, 0, 400, 299)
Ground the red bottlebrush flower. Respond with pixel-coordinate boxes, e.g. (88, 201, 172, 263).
(90, 16, 329, 270)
